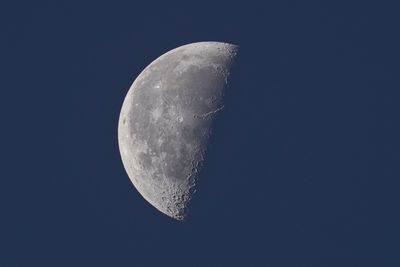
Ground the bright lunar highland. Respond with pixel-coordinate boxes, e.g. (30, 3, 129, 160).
(118, 42, 238, 220)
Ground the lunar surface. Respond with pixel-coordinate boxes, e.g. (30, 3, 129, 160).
(118, 42, 238, 220)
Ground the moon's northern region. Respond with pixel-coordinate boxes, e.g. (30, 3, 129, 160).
(118, 42, 238, 220)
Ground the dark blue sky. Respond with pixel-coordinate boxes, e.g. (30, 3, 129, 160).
(2, 1, 399, 266)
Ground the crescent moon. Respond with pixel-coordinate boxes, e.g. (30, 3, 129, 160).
(118, 42, 238, 220)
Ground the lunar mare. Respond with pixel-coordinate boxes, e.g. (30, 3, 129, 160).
(118, 42, 238, 220)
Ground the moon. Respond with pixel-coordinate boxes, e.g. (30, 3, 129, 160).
(118, 42, 238, 220)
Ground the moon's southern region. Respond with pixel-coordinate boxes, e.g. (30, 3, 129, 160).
(118, 42, 238, 220)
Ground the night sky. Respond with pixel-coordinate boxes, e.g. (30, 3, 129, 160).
(2, 1, 399, 266)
